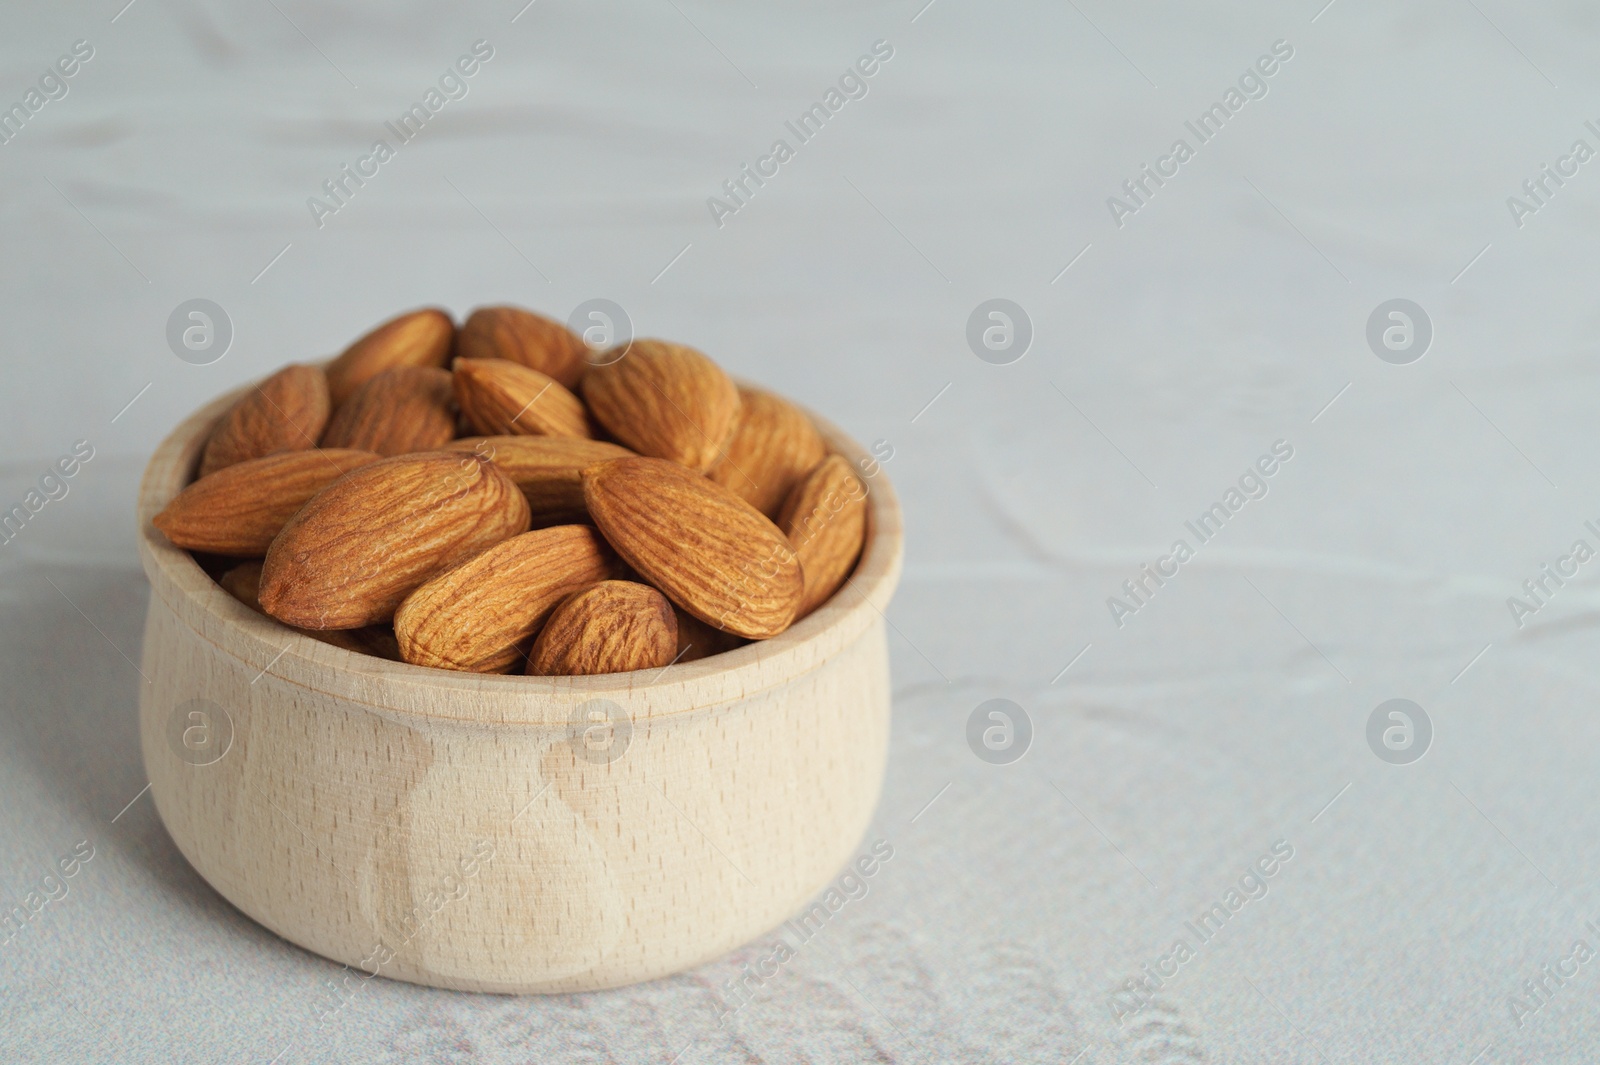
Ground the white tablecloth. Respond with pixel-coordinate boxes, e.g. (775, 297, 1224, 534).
(3, 1, 1599, 1061)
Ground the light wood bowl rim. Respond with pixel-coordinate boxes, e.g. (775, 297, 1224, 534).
(137, 374, 903, 726)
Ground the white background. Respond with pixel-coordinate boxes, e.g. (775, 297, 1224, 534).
(2, 0, 1599, 1061)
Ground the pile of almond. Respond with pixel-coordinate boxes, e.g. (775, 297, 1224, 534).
(154, 306, 871, 675)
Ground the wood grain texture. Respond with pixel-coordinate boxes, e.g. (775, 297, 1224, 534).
(136, 376, 902, 994)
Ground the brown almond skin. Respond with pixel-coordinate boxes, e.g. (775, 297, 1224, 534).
(707, 388, 828, 519)
(395, 526, 622, 673)
(320, 366, 457, 456)
(199, 364, 330, 477)
(310, 624, 401, 660)
(528, 580, 677, 676)
(259, 452, 530, 629)
(218, 561, 265, 610)
(154, 449, 381, 556)
(672, 604, 745, 662)
(583, 457, 803, 639)
(442, 436, 634, 523)
(325, 308, 455, 406)
(582, 340, 740, 471)
(453, 358, 595, 439)
(457, 306, 588, 390)
(217, 560, 398, 657)
(777, 454, 868, 617)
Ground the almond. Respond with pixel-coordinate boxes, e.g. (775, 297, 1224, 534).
(320, 366, 456, 456)
(394, 525, 622, 672)
(325, 308, 454, 406)
(154, 449, 381, 556)
(707, 387, 828, 518)
(777, 454, 868, 617)
(311, 624, 402, 660)
(582, 456, 802, 639)
(581, 340, 740, 471)
(453, 358, 595, 439)
(458, 306, 587, 390)
(442, 436, 633, 523)
(218, 560, 265, 610)
(199, 364, 330, 477)
(672, 604, 745, 662)
(217, 560, 398, 658)
(259, 452, 529, 629)
(528, 580, 677, 676)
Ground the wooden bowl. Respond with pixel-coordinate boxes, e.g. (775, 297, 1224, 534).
(135, 383, 902, 994)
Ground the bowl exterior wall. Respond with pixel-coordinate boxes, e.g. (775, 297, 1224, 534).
(139, 590, 891, 993)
